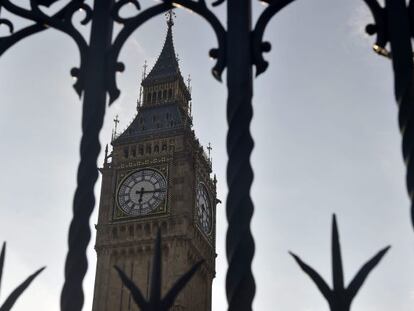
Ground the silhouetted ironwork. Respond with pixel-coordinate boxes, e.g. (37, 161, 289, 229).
(290, 215, 390, 311)
(0, 242, 45, 311)
(252, 0, 296, 76)
(225, 2, 255, 310)
(0, 2, 102, 309)
(0, 1, 413, 310)
(114, 230, 203, 311)
(363, 0, 414, 228)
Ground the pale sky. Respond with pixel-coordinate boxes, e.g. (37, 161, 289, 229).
(0, 1, 413, 310)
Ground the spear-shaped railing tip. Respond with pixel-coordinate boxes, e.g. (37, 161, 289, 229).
(290, 215, 390, 311)
(115, 229, 203, 311)
(0, 242, 45, 311)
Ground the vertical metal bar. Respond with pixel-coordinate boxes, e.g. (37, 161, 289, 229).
(385, 0, 414, 228)
(226, 1, 256, 310)
(60, 1, 114, 310)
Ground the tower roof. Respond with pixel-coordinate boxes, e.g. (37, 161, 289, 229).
(113, 102, 188, 144)
(142, 14, 182, 86)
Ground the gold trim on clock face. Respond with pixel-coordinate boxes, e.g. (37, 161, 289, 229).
(117, 168, 167, 216)
(196, 182, 213, 235)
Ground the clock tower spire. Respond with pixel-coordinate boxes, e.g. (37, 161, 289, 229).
(92, 13, 217, 311)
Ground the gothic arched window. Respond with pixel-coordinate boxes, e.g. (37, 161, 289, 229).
(168, 88, 173, 98)
(163, 90, 167, 99)
(154, 145, 159, 153)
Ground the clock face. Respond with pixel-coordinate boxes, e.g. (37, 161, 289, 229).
(196, 183, 212, 235)
(117, 168, 167, 216)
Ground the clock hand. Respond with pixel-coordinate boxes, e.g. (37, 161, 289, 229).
(138, 187, 144, 203)
(134, 188, 166, 202)
(140, 189, 166, 194)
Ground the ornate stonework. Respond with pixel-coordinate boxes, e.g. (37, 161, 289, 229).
(92, 17, 217, 311)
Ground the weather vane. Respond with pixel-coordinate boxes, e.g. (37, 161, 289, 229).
(165, 9, 176, 27)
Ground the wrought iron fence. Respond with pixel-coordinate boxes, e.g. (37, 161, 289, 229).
(0, 0, 413, 310)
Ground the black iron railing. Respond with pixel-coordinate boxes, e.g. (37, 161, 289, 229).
(0, 242, 45, 311)
(0, 0, 413, 310)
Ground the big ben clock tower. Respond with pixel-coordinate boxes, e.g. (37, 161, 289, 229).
(92, 13, 217, 311)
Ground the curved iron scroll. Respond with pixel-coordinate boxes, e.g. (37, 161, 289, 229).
(252, 0, 297, 76)
(107, 0, 226, 104)
(363, 0, 414, 228)
(0, 0, 225, 309)
(0, 0, 92, 95)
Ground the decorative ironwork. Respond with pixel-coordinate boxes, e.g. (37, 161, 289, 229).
(0, 1, 93, 96)
(225, 2, 255, 310)
(363, 0, 414, 229)
(0, 242, 45, 311)
(115, 230, 203, 311)
(252, 0, 297, 76)
(290, 215, 390, 311)
(0, 1, 225, 309)
(0, 0, 413, 310)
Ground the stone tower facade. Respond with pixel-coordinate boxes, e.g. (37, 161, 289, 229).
(92, 15, 217, 311)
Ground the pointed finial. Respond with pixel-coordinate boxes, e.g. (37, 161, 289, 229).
(142, 60, 148, 79)
(207, 142, 212, 157)
(187, 74, 192, 94)
(104, 144, 109, 165)
(165, 9, 175, 28)
(114, 115, 120, 132)
(137, 61, 147, 109)
(207, 142, 213, 165)
(112, 115, 120, 141)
